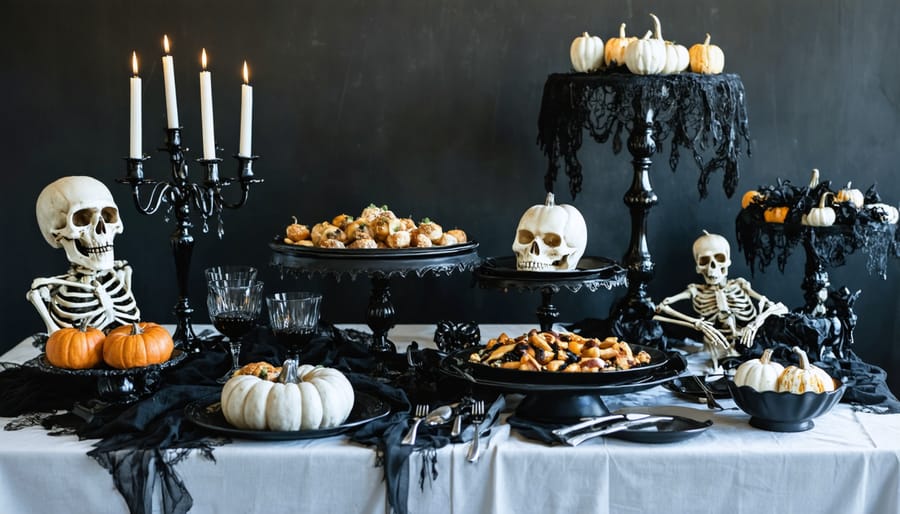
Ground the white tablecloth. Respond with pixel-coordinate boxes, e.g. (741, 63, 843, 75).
(1, 325, 899, 514)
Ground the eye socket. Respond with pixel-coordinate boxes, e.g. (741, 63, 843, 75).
(714, 253, 727, 263)
(698, 255, 711, 266)
(543, 233, 561, 247)
(72, 208, 94, 227)
(517, 230, 535, 244)
(101, 207, 119, 224)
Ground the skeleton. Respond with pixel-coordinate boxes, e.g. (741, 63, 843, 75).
(26, 176, 140, 333)
(512, 192, 587, 271)
(653, 231, 788, 370)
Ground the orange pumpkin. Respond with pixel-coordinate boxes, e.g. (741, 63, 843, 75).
(741, 190, 763, 209)
(103, 322, 174, 369)
(764, 206, 789, 223)
(45, 323, 105, 369)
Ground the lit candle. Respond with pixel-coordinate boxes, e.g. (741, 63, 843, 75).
(129, 51, 142, 159)
(239, 61, 253, 157)
(161, 35, 179, 129)
(199, 48, 216, 159)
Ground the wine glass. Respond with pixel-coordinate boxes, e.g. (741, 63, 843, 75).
(208, 279, 265, 383)
(266, 292, 323, 362)
(204, 265, 258, 283)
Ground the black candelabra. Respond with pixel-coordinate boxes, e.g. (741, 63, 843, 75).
(118, 127, 262, 353)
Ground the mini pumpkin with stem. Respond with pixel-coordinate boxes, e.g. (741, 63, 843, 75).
(45, 319, 106, 369)
(102, 321, 175, 369)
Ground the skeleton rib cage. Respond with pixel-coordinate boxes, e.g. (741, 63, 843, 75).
(48, 270, 140, 329)
(690, 280, 759, 338)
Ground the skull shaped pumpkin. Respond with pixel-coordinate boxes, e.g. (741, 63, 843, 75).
(513, 193, 587, 271)
(35, 176, 123, 271)
(692, 231, 731, 286)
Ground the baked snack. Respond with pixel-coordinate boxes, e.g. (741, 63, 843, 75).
(233, 361, 282, 381)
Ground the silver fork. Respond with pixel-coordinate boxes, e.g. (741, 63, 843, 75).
(401, 404, 430, 445)
(466, 400, 486, 463)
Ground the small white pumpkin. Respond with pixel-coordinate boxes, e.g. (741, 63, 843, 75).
(835, 182, 864, 208)
(689, 33, 725, 74)
(802, 192, 836, 227)
(866, 203, 900, 224)
(570, 32, 604, 73)
(733, 348, 785, 392)
(604, 23, 635, 68)
(776, 346, 836, 394)
(625, 29, 666, 75)
(650, 14, 689, 75)
(221, 360, 355, 431)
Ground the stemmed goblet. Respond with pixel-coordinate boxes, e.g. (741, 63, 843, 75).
(204, 265, 258, 283)
(266, 292, 323, 363)
(208, 279, 265, 383)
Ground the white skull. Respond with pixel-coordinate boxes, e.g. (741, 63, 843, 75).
(693, 231, 731, 286)
(513, 192, 587, 271)
(35, 176, 123, 271)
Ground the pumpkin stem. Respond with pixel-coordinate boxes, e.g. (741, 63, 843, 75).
(641, 30, 652, 40)
(703, 33, 711, 46)
(809, 168, 820, 188)
(291, 215, 298, 224)
(792, 346, 811, 370)
(650, 13, 662, 40)
(760, 348, 774, 364)
(818, 192, 834, 209)
(582, 31, 590, 38)
(618, 23, 626, 39)
(544, 192, 556, 207)
(76, 317, 90, 332)
(280, 358, 300, 384)
(130, 322, 144, 336)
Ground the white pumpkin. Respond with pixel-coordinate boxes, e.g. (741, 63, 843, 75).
(221, 360, 355, 431)
(867, 203, 900, 224)
(625, 30, 666, 75)
(835, 182, 864, 208)
(802, 193, 836, 227)
(776, 346, 836, 394)
(733, 348, 784, 392)
(650, 14, 689, 74)
(689, 33, 725, 74)
(570, 32, 604, 73)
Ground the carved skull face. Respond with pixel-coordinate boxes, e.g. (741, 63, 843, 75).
(35, 176, 123, 271)
(692, 232, 731, 286)
(513, 193, 587, 271)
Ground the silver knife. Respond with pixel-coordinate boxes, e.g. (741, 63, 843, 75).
(552, 413, 652, 439)
(563, 416, 673, 446)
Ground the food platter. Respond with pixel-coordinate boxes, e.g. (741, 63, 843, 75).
(271, 239, 479, 260)
(477, 255, 622, 281)
(442, 344, 670, 389)
(185, 391, 390, 440)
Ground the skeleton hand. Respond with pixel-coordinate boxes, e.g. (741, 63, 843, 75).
(694, 319, 729, 349)
(740, 322, 761, 348)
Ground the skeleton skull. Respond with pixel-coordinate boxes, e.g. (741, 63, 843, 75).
(692, 231, 731, 286)
(513, 192, 587, 271)
(36, 176, 123, 271)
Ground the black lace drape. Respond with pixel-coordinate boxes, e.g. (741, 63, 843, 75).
(538, 72, 751, 200)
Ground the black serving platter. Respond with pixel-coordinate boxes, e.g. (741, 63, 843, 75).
(443, 344, 669, 388)
(270, 239, 479, 260)
(185, 391, 390, 440)
(477, 256, 621, 280)
(37, 349, 187, 377)
(607, 415, 713, 444)
(663, 375, 732, 401)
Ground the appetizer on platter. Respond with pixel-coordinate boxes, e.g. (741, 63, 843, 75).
(282, 204, 468, 249)
(468, 330, 651, 372)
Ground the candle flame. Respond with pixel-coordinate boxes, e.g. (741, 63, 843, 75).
(163, 34, 170, 54)
(201, 48, 208, 70)
(132, 51, 138, 76)
(243, 61, 249, 84)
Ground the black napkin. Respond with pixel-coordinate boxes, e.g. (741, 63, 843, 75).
(506, 416, 566, 445)
(819, 352, 900, 414)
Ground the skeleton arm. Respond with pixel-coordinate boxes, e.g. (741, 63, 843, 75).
(735, 278, 789, 347)
(653, 286, 730, 349)
(114, 260, 133, 291)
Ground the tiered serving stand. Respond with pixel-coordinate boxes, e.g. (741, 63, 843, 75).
(269, 240, 481, 352)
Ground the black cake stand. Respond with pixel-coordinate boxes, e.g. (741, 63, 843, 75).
(474, 256, 627, 331)
(269, 240, 481, 352)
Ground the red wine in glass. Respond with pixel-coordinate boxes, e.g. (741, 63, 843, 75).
(273, 327, 315, 360)
(213, 311, 257, 340)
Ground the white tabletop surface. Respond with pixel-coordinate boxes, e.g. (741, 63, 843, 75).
(1, 324, 899, 514)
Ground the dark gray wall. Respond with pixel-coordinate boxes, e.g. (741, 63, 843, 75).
(3, 1, 898, 392)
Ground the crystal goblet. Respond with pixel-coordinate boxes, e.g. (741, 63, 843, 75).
(266, 292, 323, 363)
(208, 279, 265, 383)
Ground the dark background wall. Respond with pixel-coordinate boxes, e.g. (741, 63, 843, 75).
(2, 1, 898, 392)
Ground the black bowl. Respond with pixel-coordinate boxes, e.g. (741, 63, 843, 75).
(725, 380, 846, 432)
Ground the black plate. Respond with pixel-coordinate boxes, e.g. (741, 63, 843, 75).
(607, 415, 713, 443)
(270, 239, 479, 260)
(184, 391, 390, 440)
(36, 349, 187, 377)
(663, 375, 732, 401)
(444, 343, 669, 388)
(478, 256, 621, 279)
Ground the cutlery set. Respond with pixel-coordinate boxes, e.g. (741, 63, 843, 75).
(552, 413, 674, 446)
(401, 398, 490, 462)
